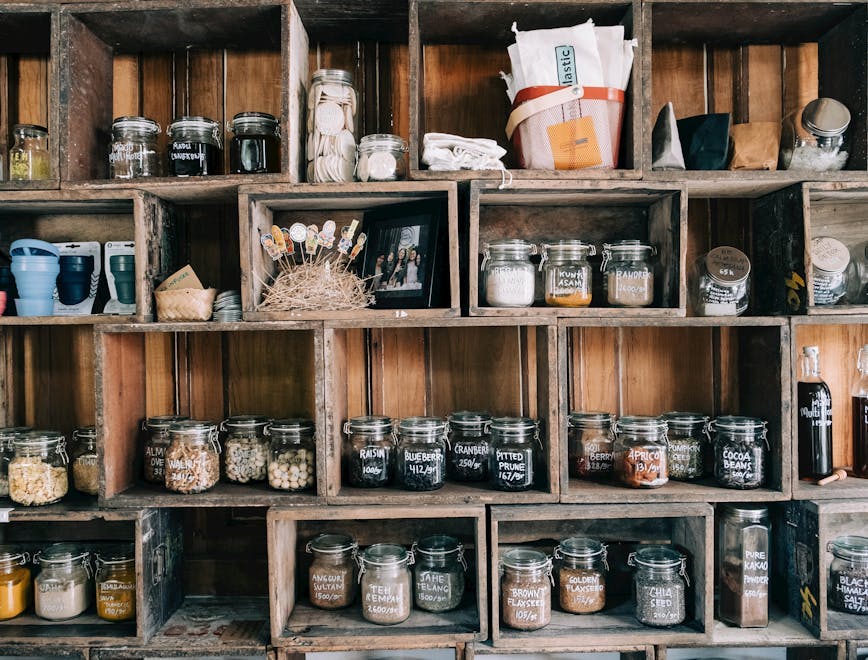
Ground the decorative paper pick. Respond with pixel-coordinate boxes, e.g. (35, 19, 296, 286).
(271, 225, 287, 253)
(318, 220, 336, 248)
(346, 218, 359, 242)
(349, 232, 367, 261)
(260, 234, 282, 260)
(338, 225, 353, 255)
(305, 224, 319, 255)
(281, 227, 295, 254)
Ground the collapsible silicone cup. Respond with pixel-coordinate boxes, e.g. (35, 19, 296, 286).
(58, 255, 95, 305)
(109, 255, 136, 304)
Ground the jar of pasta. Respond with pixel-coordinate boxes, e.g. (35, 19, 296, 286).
(71, 426, 99, 496)
(613, 416, 668, 488)
(601, 240, 656, 307)
(95, 543, 136, 622)
(358, 543, 413, 625)
(164, 421, 220, 494)
(221, 415, 269, 484)
(9, 431, 69, 506)
(0, 427, 31, 498)
(500, 548, 552, 631)
(447, 411, 491, 482)
(344, 416, 396, 488)
(567, 411, 615, 479)
(661, 412, 709, 481)
(555, 536, 607, 614)
(268, 418, 316, 491)
(540, 240, 595, 307)
(34, 544, 91, 621)
(0, 547, 31, 620)
(142, 415, 189, 484)
(307, 533, 357, 610)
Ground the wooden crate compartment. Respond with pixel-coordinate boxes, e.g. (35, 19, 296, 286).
(468, 181, 686, 317)
(267, 505, 487, 651)
(95, 323, 325, 507)
(559, 318, 790, 503)
(0, 648, 87, 659)
(657, 646, 844, 660)
(847, 641, 867, 660)
(0, 507, 182, 646)
(489, 503, 713, 648)
(239, 182, 460, 321)
(410, 0, 642, 179)
(468, 643, 653, 658)
(323, 322, 558, 505)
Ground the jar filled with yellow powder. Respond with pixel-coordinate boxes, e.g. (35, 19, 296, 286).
(95, 543, 136, 622)
(0, 547, 31, 620)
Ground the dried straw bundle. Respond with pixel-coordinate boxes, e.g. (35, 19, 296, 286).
(259, 259, 373, 312)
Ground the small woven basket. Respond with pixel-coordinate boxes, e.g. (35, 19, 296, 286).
(154, 287, 217, 322)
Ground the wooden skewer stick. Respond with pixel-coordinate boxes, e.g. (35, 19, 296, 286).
(817, 468, 848, 486)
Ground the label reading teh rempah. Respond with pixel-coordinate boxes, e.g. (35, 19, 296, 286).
(556, 45, 576, 85)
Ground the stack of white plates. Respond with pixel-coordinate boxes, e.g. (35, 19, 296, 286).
(212, 290, 241, 323)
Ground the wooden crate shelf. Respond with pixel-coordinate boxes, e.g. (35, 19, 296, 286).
(468, 642, 654, 658)
(656, 644, 845, 660)
(847, 641, 868, 660)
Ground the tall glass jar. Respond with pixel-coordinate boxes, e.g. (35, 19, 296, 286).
(221, 415, 269, 484)
(481, 239, 538, 307)
(95, 543, 136, 622)
(308, 69, 357, 183)
(142, 415, 189, 484)
(0, 427, 31, 498)
(167, 116, 222, 176)
(0, 548, 31, 620)
(412, 534, 466, 613)
(601, 240, 656, 307)
(357, 134, 407, 182)
(109, 116, 160, 179)
(164, 421, 220, 494)
(9, 124, 50, 181)
(852, 344, 868, 478)
(229, 112, 280, 174)
(396, 417, 447, 491)
(613, 416, 668, 488)
(711, 416, 768, 490)
(540, 240, 595, 307)
(811, 236, 851, 306)
(71, 426, 99, 496)
(629, 545, 689, 627)
(344, 416, 395, 488)
(268, 418, 315, 491)
(500, 548, 552, 631)
(307, 533, 357, 610)
(34, 544, 91, 621)
(661, 412, 708, 481)
(692, 246, 751, 316)
(828, 535, 868, 614)
(718, 505, 770, 627)
(447, 411, 491, 482)
(358, 543, 413, 625)
(781, 98, 850, 171)
(555, 536, 607, 614)
(489, 417, 540, 492)
(567, 411, 615, 479)
(9, 431, 69, 506)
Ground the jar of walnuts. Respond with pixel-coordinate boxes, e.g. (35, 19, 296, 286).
(164, 421, 220, 494)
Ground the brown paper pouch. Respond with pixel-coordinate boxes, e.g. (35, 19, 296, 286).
(728, 122, 781, 170)
(546, 116, 603, 169)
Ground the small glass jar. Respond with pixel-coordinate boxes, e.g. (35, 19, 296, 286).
(661, 412, 708, 481)
(781, 98, 850, 172)
(555, 537, 607, 614)
(9, 124, 50, 181)
(567, 411, 615, 479)
(109, 116, 160, 179)
(308, 69, 357, 183)
(613, 416, 668, 488)
(164, 421, 220, 494)
(71, 426, 99, 496)
(718, 505, 770, 627)
(268, 418, 316, 492)
(601, 240, 656, 307)
(221, 414, 269, 484)
(828, 535, 868, 615)
(9, 431, 69, 506)
(142, 415, 190, 485)
(711, 416, 768, 490)
(481, 239, 538, 307)
(629, 545, 689, 627)
(34, 544, 91, 621)
(306, 533, 357, 610)
(358, 543, 413, 625)
(412, 534, 466, 613)
(167, 116, 222, 176)
(489, 417, 540, 492)
(344, 416, 395, 488)
(95, 543, 136, 622)
(692, 246, 751, 316)
(0, 548, 31, 620)
(0, 427, 31, 498)
(357, 134, 407, 182)
(500, 548, 552, 631)
(229, 112, 280, 174)
(811, 236, 851, 306)
(447, 411, 491, 482)
(396, 417, 447, 491)
(540, 240, 595, 307)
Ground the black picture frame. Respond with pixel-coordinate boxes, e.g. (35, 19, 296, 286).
(360, 198, 449, 309)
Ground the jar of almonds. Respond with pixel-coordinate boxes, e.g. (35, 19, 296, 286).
(164, 421, 220, 494)
(221, 415, 269, 484)
(268, 418, 316, 492)
(9, 431, 69, 506)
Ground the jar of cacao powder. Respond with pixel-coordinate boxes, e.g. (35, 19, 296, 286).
(718, 505, 770, 627)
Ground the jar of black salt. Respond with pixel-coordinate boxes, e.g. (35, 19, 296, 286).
(395, 417, 447, 491)
(343, 416, 395, 488)
(489, 417, 540, 492)
(447, 411, 491, 482)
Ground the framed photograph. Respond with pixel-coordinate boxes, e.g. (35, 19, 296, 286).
(360, 198, 449, 309)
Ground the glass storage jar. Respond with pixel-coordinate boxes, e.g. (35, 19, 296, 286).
(95, 543, 136, 622)
(567, 411, 615, 479)
(344, 416, 395, 488)
(308, 69, 357, 183)
(447, 411, 491, 482)
(268, 418, 315, 491)
(229, 112, 280, 174)
(71, 426, 99, 496)
(481, 239, 538, 307)
(221, 414, 269, 484)
(692, 246, 751, 316)
(34, 544, 91, 621)
(109, 116, 160, 179)
(718, 505, 770, 628)
(613, 416, 668, 488)
(828, 535, 868, 615)
(629, 545, 689, 627)
(412, 534, 466, 613)
(9, 431, 68, 506)
(661, 412, 708, 481)
(555, 536, 607, 614)
(0, 547, 31, 620)
(0, 427, 31, 498)
(489, 417, 540, 492)
(9, 124, 49, 181)
(500, 548, 552, 631)
(811, 236, 851, 306)
(711, 416, 768, 489)
(540, 240, 595, 307)
(781, 98, 850, 171)
(167, 116, 222, 176)
(358, 543, 413, 625)
(396, 417, 447, 491)
(307, 533, 358, 610)
(357, 134, 407, 182)
(142, 415, 189, 484)
(602, 240, 656, 307)
(164, 420, 220, 494)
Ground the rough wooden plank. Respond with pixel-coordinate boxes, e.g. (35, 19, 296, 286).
(112, 54, 140, 118)
(783, 43, 818, 121)
(651, 45, 706, 120)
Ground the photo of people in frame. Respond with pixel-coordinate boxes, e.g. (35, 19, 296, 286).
(368, 224, 428, 295)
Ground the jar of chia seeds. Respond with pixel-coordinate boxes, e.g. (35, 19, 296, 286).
(344, 416, 396, 488)
(567, 411, 615, 479)
(827, 535, 868, 615)
(500, 548, 552, 631)
(661, 412, 709, 481)
(447, 411, 491, 482)
(412, 534, 466, 613)
(629, 545, 689, 627)
(396, 417, 448, 491)
(711, 416, 768, 489)
(358, 543, 413, 625)
(489, 417, 540, 492)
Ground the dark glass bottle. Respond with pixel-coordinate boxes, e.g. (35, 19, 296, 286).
(851, 344, 868, 478)
(228, 112, 280, 174)
(797, 345, 833, 479)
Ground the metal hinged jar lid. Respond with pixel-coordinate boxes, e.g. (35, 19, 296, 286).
(228, 111, 280, 136)
(447, 411, 491, 431)
(490, 416, 538, 438)
(662, 411, 709, 432)
(481, 239, 538, 267)
(144, 415, 190, 431)
(13, 124, 47, 137)
(344, 415, 394, 435)
(307, 533, 357, 555)
(827, 535, 868, 562)
(720, 503, 769, 524)
(269, 418, 315, 436)
(95, 542, 135, 565)
(628, 544, 685, 571)
(359, 133, 407, 152)
(0, 426, 32, 445)
(112, 116, 160, 135)
(540, 239, 596, 264)
(36, 542, 89, 566)
(414, 534, 462, 556)
(704, 246, 751, 284)
(0, 546, 29, 567)
(555, 536, 608, 563)
(568, 411, 614, 429)
(398, 416, 448, 438)
(12, 430, 65, 449)
(801, 98, 851, 138)
(359, 543, 412, 567)
(222, 414, 270, 431)
(500, 547, 551, 572)
(811, 236, 850, 274)
(615, 415, 667, 434)
(710, 415, 766, 434)
(167, 116, 221, 144)
(312, 68, 353, 86)
(168, 420, 219, 445)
